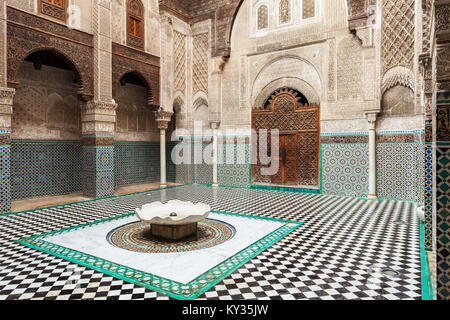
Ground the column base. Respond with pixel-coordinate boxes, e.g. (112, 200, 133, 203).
(160, 184, 167, 189)
(366, 195, 378, 201)
(212, 184, 219, 188)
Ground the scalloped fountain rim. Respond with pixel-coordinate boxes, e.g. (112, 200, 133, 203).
(135, 200, 211, 225)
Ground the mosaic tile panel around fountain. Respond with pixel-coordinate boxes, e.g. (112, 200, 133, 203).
(10, 141, 82, 200)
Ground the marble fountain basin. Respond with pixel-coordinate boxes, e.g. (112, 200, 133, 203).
(135, 200, 211, 240)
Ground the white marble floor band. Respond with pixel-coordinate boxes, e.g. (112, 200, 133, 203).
(45, 212, 285, 284)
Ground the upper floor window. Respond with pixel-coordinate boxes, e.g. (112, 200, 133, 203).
(302, 0, 316, 20)
(127, 0, 145, 49)
(257, 5, 269, 30)
(279, 0, 291, 25)
(39, 0, 66, 22)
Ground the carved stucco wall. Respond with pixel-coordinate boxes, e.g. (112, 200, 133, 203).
(379, 0, 418, 124)
(11, 61, 81, 140)
(173, 30, 186, 94)
(115, 82, 159, 142)
(219, 0, 368, 133)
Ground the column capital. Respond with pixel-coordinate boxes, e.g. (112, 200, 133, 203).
(81, 100, 117, 136)
(0, 87, 15, 132)
(0, 87, 15, 112)
(210, 121, 220, 130)
(211, 56, 228, 75)
(82, 100, 118, 114)
(365, 111, 378, 129)
(155, 107, 173, 130)
(355, 26, 374, 48)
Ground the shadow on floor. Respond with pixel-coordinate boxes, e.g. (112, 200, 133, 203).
(11, 182, 182, 213)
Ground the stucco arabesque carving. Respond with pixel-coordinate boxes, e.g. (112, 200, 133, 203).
(155, 107, 174, 130)
(347, 0, 377, 48)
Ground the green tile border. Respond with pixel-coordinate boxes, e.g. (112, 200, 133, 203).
(420, 220, 434, 300)
(15, 210, 303, 300)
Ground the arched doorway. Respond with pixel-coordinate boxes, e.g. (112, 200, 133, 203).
(114, 72, 160, 187)
(11, 50, 83, 200)
(252, 87, 320, 187)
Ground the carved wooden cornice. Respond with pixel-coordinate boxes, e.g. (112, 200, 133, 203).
(6, 6, 94, 100)
(112, 43, 160, 109)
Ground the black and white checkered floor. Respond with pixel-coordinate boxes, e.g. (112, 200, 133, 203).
(0, 185, 423, 300)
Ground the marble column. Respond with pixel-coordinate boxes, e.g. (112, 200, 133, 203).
(366, 112, 378, 200)
(208, 57, 226, 188)
(211, 121, 220, 187)
(155, 108, 173, 189)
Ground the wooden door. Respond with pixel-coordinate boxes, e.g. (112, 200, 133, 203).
(271, 133, 298, 185)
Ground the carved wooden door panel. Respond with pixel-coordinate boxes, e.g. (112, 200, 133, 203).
(284, 134, 298, 184)
(252, 87, 319, 187)
(271, 134, 298, 185)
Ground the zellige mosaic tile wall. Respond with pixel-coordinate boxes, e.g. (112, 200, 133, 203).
(10, 141, 82, 200)
(114, 142, 176, 187)
(321, 143, 369, 198)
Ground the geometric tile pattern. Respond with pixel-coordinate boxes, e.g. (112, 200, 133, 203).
(321, 144, 369, 198)
(0, 185, 423, 300)
(193, 143, 213, 185)
(167, 142, 177, 183)
(10, 141, 82, 201)
(17, 211, 301, 300)
(436, 145, 449, 300)
(218, 143, 250, 188)
(424, 145, 433, 251)
(114, 143, 160, 187)
(174, 141, 194, 185)
(175, 163, 194, 185)
(376, 144, 424, 203)
(107, 218, 236, 254)
(82, 146, 115, 198)
(0, 144, 10, 214)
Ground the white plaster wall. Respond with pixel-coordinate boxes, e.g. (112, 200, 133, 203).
(216, 0, 424, 134)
